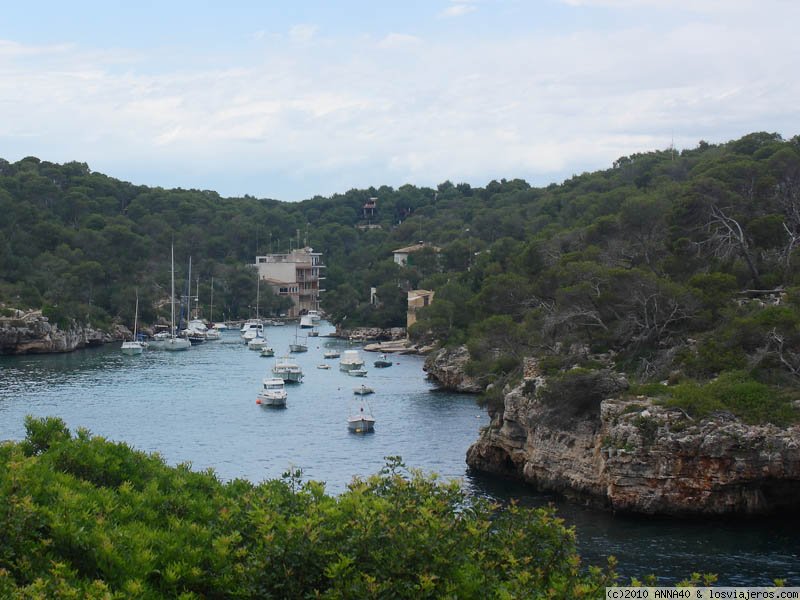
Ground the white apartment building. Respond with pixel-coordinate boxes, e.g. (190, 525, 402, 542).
(254, 247, 325, 318)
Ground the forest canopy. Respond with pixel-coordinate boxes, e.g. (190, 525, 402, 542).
(2, 133, 800, 396)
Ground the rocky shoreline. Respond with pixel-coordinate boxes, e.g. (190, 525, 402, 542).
(0, 310, 124, 355)
(466, 368, 800, 516)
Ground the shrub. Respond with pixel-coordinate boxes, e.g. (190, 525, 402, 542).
(0, 418, 617, 598)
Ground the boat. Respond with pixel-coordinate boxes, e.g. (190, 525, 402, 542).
(373, 354, 392, 368)
(248, 335, 270, 351)
(323, 350, 340, 359)
(354, 384, 374, 395)
(256, 377, 287, 407)
(204, 277, 221, 341)
(183, 317, 208, 345)
(317, 364, 330, 369)
(241, 271, 265, 340)
(241, 320, 264, 341)
(272, 356, 304, 383)
(164, 245, 191, 351)
(339, 349, 365, 371)
(300, 314, 314, 328)
(260, 347, 275, 358)
(308, 328, 319, 337)
(289, 328, 308, 353)
(347, 368, 368, 377)
(121, 292, 145, 355)
(307, 309, 321, 323)
(348, 402, 375, 433)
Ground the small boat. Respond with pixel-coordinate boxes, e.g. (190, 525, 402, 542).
(272, 356, 304, 383)
(373, 354, 392, 368)
(347, 368, 368, 377)
(260, 347, 275, 357)
(323, 350, 340, 359)
(121, 292, 145, 355)
(317, 364, 331, 370)
(299, 314, 314, 328)
(248, 336, 269, 351)
(241, 320, 264, 341)
(308, 309, 321, 323)
(354, 384, 374, 395)
(339, 349, 365, 372)
(289, 328, 308, 353)
(256, 377, 287, 407)
(308, 328, 319, 337)
(348, 403, 375, 433)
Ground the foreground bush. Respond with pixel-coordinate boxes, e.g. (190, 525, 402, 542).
(0, 416, 615, 599)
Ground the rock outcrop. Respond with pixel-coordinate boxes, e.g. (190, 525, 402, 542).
(334, 326, 406, 341)
(423, 345, 487, 393)
(467, 371, 800, 515)
(0, 310, 120, 355)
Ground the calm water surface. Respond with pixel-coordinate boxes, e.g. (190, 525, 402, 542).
(1, 322, 798, 585)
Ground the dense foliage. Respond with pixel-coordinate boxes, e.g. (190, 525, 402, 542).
(2, 133, 800, 411)
(0, 417, 616, 598)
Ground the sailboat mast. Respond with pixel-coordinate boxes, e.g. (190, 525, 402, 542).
(209, 277, 214, 323)
(170, 245, 175, 339)
(133, 289, 139, 340)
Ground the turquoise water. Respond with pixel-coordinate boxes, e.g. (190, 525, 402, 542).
(1, 323, 798, 585)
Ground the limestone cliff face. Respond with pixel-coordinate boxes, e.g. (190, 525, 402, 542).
(423, 345, 487, 393)
(0, 310, 119, 355)
(467, 374, 800, 515)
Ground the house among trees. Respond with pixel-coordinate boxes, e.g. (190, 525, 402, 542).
(254, 248, 325, 318)
(407, 289, 434, 328)
(392, 243, 441, 267)
(356, 197, 382, 230)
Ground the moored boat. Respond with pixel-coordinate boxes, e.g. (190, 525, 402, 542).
(373, 354, 392, 368)
(256, 377, 287, 407)
(348, 403, 375, 433)
(339, 349, 365, 372)
(272, 356, 304, 383)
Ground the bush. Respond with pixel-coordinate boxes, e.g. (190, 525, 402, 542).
(0, 418, 617, 598)
(659, 371, 800, 425)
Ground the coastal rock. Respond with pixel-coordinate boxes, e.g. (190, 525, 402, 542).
(423, 345, 486, 393)
(0, 310, 118, 355)
(334, 326, 406, 341)
(467, 374, 800, 515)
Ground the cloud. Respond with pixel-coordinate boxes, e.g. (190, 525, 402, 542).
(0, 1, 798, 200)
(288, 24, 318, 43)
(377, 33, 422, 49)
(440, 3, 477, 18)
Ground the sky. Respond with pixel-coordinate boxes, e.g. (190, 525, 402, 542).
(1, 0, 798, 202)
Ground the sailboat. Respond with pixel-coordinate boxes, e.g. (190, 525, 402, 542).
(205, 276, 221, 340)
(289, 327, 308, 353)
(165, 245, 191, 351)
(121, 291, 145, 355)
(241, 270, 265, 341)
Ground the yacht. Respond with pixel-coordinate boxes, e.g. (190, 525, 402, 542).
(256, 377, 288, 407)
(339, 349, 365, 372)
(272, 356, 304, 383)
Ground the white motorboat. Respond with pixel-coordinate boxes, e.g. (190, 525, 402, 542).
(260, 347, 275, 357)
(299, 314, 314, 328)
(121, 292, 145, 355)
(354, 384, 374, 395)
(348, 403, 375, 433)
(241, 320, 264, 341)
(323, 350, 340, 359)
(307, 309, 321, 323)
(248, 336, 270, 351)
(256, 377, 287, 407)
(272, 356, 304, 383)
(347, 368, 368, 377)
(317, 364, 330, 369)
(339, 349, 365, 371)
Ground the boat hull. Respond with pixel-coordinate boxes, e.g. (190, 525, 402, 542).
(347, 417, 375, 433)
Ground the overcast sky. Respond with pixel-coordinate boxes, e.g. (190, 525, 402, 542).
(1, 0, 798, 201)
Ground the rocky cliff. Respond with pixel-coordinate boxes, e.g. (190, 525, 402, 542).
(0, 310, 120, 355)
(467, 370, 800, 515)
(423, 345, 487, 393)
